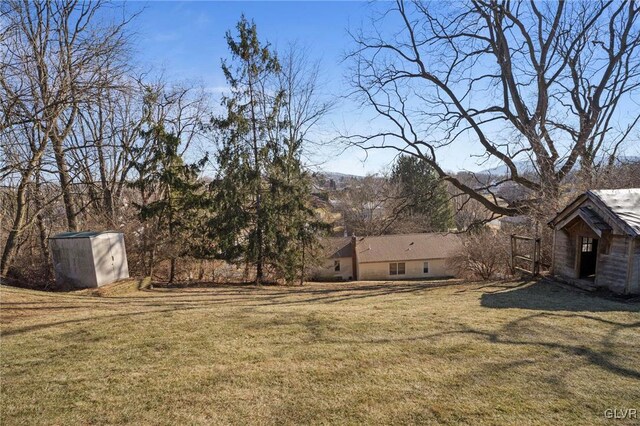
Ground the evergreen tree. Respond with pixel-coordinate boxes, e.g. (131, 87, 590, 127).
(263, 135, 327, 284)
(131, 88, 206, 282)
(210, 16, 325, 284)
(390, 156, 454, 232)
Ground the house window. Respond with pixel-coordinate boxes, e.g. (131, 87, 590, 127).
(423, 262, 429, 274)
(581, 238, 593, 252)
(390, 262, 405, 275)
(334, 260, 340, 272)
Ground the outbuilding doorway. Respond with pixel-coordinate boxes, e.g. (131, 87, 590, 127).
(579, 237, 598, 279)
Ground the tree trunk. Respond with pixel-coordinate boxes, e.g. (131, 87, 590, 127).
(1, 177, 29, 276)
(198, 260, 205, 281)
(247, 61, 264, 285)
(96, 137, 114, 223)
(51, 134, 78, 231)
(148, 246, 155, 278)
(169, 258, 176, 284)
(34, 173, 52, 279)
(300, 239, 305, 286)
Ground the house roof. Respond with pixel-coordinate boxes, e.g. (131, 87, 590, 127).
(321, 237, 353, 259)
(549, 188, 640, 237)
(355, 233, 462, 263)
(50, 231, 122, 239)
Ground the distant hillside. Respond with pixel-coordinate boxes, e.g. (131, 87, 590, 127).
(478, 160, 535, 177)
(312, 171, 364, 191)
(318, 171, 364, 180)
(478, 155, 640, 177)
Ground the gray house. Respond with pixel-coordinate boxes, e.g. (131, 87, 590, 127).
(548, 189, 640, 294)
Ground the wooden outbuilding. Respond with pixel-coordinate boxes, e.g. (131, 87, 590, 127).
(548, 189, 640, 294)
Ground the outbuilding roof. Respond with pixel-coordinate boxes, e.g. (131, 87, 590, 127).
(549, 188, 640, 237)
(355, 233, 462, 263)
(589, 189, 640, 236)
(50, 230, 122, 239)
(577, 207, 612, 233)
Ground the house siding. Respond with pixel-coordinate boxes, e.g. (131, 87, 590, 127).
(553, 230, 576, 279)
(315, 256, 354, 281)
(357, 259, 452, 280)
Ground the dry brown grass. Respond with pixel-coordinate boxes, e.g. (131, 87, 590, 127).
(1, 278, 639, 425)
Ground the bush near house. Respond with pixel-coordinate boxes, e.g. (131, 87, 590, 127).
(448, 230, 512, 280)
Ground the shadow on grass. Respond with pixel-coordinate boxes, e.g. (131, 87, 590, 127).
(293, 311, 640, 381)
(0, 306, 195, 338)
(111, 280, 462, 307)
(480, 279, 640, 312)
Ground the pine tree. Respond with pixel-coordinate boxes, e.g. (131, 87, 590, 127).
(263, 135, 327, 284)
(131, 88, 206, 282)
(210, 16, 326, 284)
(390, 156, 454, 232)
(210, 16, 282, 284)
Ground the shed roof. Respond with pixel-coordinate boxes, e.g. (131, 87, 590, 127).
(577, 207, 612, 233)
(549, 188, 640, 237)
(355, 233, 462, 263)
(589, 189, 640, 236)
(50, 230, 122, 239)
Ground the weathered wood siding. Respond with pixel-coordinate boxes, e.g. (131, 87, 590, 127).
(629, 239, 640, 294)
(594, 236, 632, 293)
(552, 230, 577, 279)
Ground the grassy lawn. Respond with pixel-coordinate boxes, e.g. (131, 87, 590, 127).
(1, 279, 639, 425)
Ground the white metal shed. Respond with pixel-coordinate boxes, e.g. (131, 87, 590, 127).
(49, 231, 130, 288)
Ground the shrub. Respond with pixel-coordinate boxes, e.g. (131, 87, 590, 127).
(449, 230, 511, 280)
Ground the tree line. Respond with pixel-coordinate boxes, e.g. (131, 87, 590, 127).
(0, 2, 330, 285)
(2, 0, 639, 286)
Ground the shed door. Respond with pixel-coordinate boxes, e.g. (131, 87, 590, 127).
(108, 234, 121, 281)
(108, 234, 129, 280)
(579, 237, 598, 279)
(92, 236, 116, 286)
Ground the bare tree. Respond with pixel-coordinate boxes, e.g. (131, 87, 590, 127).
(277, 43, 335, 162)
(333, 175, 397, 236)
(0, 122, 55, 275)
(1, 0, 133, 228)
(348, 0, 640, 222)
(0, 0, 134, 275)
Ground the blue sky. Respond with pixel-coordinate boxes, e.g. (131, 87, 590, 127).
(125, 1, 639, 176)
(127, 1, 479, 175)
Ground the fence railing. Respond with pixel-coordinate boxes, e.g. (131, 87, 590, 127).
(510, 234, 541, 276)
